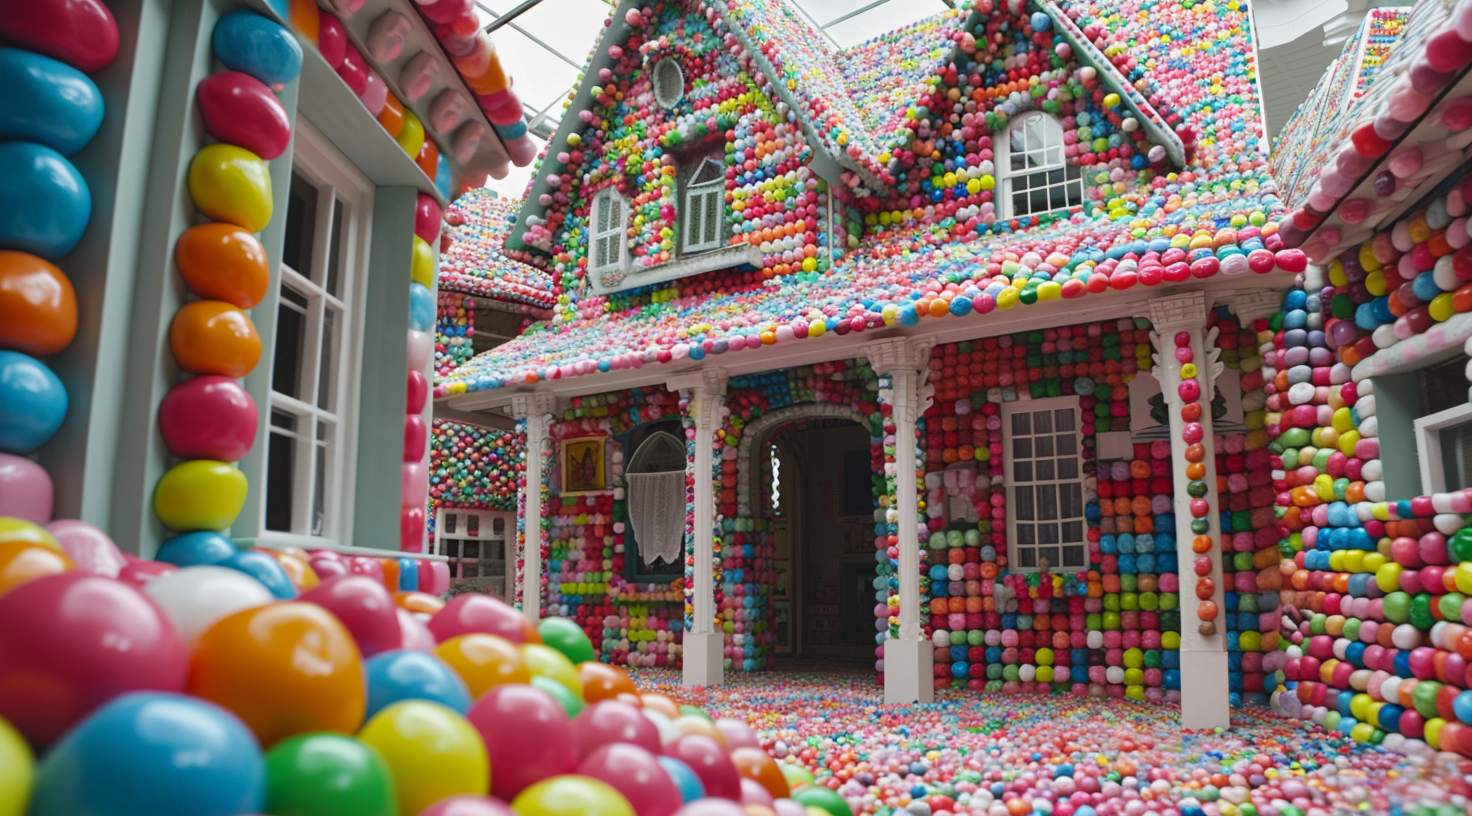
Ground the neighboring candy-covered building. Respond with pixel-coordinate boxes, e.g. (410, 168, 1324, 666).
(427, 189, 553, 598)
(436, 0, 1302, 728)
(0, 0, 537, 602)
(1269, 0, 1472, 759)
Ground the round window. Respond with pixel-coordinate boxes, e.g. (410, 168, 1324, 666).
(653, 58, 684, 109)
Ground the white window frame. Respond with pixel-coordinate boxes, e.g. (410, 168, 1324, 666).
(653, 58, 684, 109)
(1002, 396, 1088, 573)
(1415, 401, 1472, 494)
(682, 157, 724, 253)
(432, 507, 514, 600)
(998, 111, 1084, 220)
(261, 118, 373, 548)
(589, 187, 628, 279)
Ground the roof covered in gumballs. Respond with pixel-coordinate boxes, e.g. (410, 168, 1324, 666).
(440, 188, 556, 310)
(438, 0, 1288, 399)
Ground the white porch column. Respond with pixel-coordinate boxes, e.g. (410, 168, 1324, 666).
(866, 338, 935, 705)
(1145, 293, 1231, 729)
(511, 392, 558, 625)
(671, 369, 728, 688)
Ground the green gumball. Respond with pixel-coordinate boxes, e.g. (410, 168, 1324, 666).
(538, 617, 597, 665)
(794, 785, 855, 816)
(264, 733, 397, 816)
(531, 676, 585, 718)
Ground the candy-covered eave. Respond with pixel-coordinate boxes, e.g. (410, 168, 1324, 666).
(440, 189, 556, 310)
(435, 194, 1303, 400)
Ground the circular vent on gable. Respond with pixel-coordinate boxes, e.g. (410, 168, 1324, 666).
(653, 58, 684, 109)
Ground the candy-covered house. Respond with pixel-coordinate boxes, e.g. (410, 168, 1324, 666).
(0, 0, 537, 601)
(1266, 0, 1472, 758)
(436, 0, 1302, 726)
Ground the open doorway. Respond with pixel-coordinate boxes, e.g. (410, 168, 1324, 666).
(767, 420, 876, 661)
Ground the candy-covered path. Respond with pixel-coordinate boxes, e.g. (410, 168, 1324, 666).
(636, 667, 1469, 816)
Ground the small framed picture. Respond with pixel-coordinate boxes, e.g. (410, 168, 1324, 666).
(561, 436, 607, 495)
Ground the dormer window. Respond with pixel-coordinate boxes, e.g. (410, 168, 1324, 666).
(682, 156, 724, 253)
(654, 59, 684, 109)
(590, 188, 628, 278)
(1000, 112, 1084, 219)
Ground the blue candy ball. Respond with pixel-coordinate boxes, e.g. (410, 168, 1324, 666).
(0, 142, 91, 260)
(0, 349, 68, 454)
(0, 48, 104, 156)
(220, 550, 297, 599)
(409, 282, 435, 331)
(658, 756, 706, 803)
(212, 10, 302, 88)
(363, 650, 472, 721)
(155, 531, 238, 567)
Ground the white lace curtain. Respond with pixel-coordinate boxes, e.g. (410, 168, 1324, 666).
(626, 471, 686, 566)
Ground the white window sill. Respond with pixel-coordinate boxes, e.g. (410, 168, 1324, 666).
(242, 533, 449, 562)
(590, 243, 761, 295)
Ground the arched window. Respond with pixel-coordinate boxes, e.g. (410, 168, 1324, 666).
(622, 423, 686, 578)
(682, 157, 724, 253)
(590, 188, 628, 277)
(653, 58, 684, 109)
(1000, 112, 1084, 219)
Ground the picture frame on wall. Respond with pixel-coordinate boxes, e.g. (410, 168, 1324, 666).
(561, 436, 607, 495)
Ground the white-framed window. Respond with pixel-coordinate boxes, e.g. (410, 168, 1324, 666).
(682, 157, 724, 253)
(264, 119, 372, 544)
(434, 507, 512, 599)
(1002, 396, 1087, 571)
(1000, 112, 1084, 219)
(590, 187, 627, 277)
(1409, 356, 1472, 494)
(653, 58, 684, 109)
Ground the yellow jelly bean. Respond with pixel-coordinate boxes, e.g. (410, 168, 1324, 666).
(0, 517, 61, 553)
(1424, 717, 1445, 751)
(1350, 693, 1372, 721)
(188, 144, 273, 232)
(1430, 292, 1456, 322)
(1376, 562, 1402, 593)
(1314, 474, 1336, 501)
(1455, 562, 1472, 594)
(1350, 722, 1376, 743)
(1365, 270, 1387, 297)
(1328, 260, 1347, 287)
(1332, 408, 1354, 434)
(1339, 429, 1361, 456)
(997, 287, 1020, 310)
(1330, 550, 1349, 572)
(0, 715, 32, 816)
(396, 109, 426, 159)
(1358, 241, 1382, 272)
(411, 236, 435, 287)
(1362, 552, 1386, 573)
(1037, 281, 1061, 301)
(153, 459, 249, 532)
(520, 643, 582, 698)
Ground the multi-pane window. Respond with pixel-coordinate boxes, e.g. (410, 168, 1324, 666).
(1412, 357, 1472, 494)
(682, 157, 723, 253)
(1003, 112, 1084, 219)
(653, 58, 684, 109)
(438, 510, 509, 597)
(264, 121, 371, 543)
(590, 188, 627, 276)
(1003, 397, 1086, 571)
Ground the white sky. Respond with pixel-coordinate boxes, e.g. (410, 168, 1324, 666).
(474, 0, 952, 199)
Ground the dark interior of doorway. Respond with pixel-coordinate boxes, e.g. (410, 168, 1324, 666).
(774, 420, 875, 660)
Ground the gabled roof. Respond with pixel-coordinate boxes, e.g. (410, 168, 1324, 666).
(440, 189, 555, 310)
(507, 0, 1182, 252)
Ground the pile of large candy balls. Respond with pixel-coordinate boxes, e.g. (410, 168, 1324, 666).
(0, 518, 843, 816)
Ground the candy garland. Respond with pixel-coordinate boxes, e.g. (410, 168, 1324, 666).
(436, 290, 476, 377)
(150, 12, 298, 541)
(1271, 182, 1472, 756)
(1353, 9, 1412, 99)
(403, 194, 443, 552)
(646, 669, 1472, 816)
(0, 0, 116, 528)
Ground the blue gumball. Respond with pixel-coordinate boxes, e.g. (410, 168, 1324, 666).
(0, 349, 68, 454)
(408, 282, 434, 332)
(363, 650, 472, 720)
(212, 10, 302, 89)
(657, 756, 705, 803)
(0, 141, 91, 260)
(1030, 11, 1052, 31)
(0, 48, 105, 156)
(220, 550, 297, 599)
(29, 692, 264, 816)
(396, 558, 418, 591)
(155, 531, 238, 567)
(1455, 689, 1472, 727)
(435, 154, 452, 200)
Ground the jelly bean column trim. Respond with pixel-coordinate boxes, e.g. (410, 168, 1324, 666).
(153, 11, 300, 538)
(0, 4, 118, 515)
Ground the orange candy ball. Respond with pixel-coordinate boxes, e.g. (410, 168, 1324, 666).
(0, 250, 77, 356)
(174, 223, 270, 309)
(436, 633, 530, 697)
(169, 300, 261, 377)
(0, 541, 73, 596)
(577, 661, 637, 703)
(731, 746, 790, 800)
(189, 602, 366, 746)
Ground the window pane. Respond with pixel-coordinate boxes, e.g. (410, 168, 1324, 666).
(1034, 436, 1054, 457)
(1037, 484, 1057, 520)
(1011, 413, 1030, 435)
(318, 306, 338, 411)
(1057, 458, 1078, 480)
(1017, 524, 1035, 545)
(283, 173, 318, 275)
(326, 198, 344, 297)
(1062, 521, 1083, 543)
(1055, 409, 1074, 431)
(1018, 547, 1036, 568)
(1033, 410, 1052, 434)
(1014, 485, 1034, 520)
(1060, 483, 1083, 518)
(1063, 545, 1085, 568)
(1039, 524, 1059, 545)
(1013, 461, 1032, 483)
(312, 438, 327, 537)
(1012, 437, 1031, 459)
(1035, 459, 1055, 481)
(1441, 421, 1472, 491)
(271, 408, 298, 434)
(1056, 433, 1076, 455)
(266, 428, 295, 532)
(273, 286, 308, 399)
(703, 190, 719, 245)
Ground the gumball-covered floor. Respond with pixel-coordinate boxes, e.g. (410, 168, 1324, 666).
(635, 667, 1470, 816)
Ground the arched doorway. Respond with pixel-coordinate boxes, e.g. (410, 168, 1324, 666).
(742, 406, 877, 662)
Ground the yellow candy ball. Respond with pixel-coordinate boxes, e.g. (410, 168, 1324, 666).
(0, 517, 61, 553)
(411, 236, 435, 287)
(188, 144, 273, 232)
(153, 460, 248, 532)
(395, 109, 426, 159)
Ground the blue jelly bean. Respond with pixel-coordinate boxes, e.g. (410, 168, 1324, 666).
(0, 48, 104, 156)
(0, 349, 68, 454)
(409, 282, 435, 331)
(0, 142, 91, 260)
(212, 10, 302, 88)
